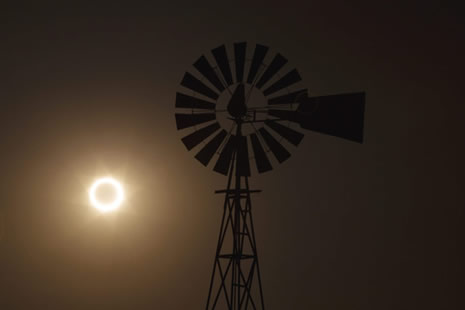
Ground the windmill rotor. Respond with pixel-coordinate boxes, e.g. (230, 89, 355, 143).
(175, 42, 313, 176)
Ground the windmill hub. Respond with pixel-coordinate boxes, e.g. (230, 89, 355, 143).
(216, 83, 267, 136)
(227, 83, 247, 119)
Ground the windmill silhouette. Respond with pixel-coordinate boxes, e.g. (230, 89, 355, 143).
(175, 42, 365, 309)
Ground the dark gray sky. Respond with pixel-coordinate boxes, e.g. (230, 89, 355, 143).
(1, 1, 463, 309)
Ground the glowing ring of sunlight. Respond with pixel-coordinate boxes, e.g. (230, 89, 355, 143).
(89, 177, 125, 212)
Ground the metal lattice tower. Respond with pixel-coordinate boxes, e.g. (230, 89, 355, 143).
(206, 123, 265, 310)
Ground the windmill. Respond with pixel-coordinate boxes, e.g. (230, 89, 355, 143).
(175, 42, 365, 310)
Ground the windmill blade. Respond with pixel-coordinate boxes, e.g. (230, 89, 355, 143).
(175, 113, 216, 130)
(181, 72, 219, 100)
(268, 89, 307, 105)
(214, 135, 237, 175)
(181, 122, 221, 150)
(258, 128, 291, 163)
(247, 44, 269, 84)
(263, 69, 301, 96)
(236, 135, 251, 176)
(298, 92, 365, 143)
(193, 55, 225, 92)
(195, 130, 227, 166)
(256, 53, 287, 89)
(250, 133, 272, 173)
(267, 109, 300, 123)
(264, 120, 304, 146)
(175, 92, 216, 110)
(212, 45, 233, 86)
(234, 42, 246, 83)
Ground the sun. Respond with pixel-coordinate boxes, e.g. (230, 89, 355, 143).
(89, 177, 125, 212)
